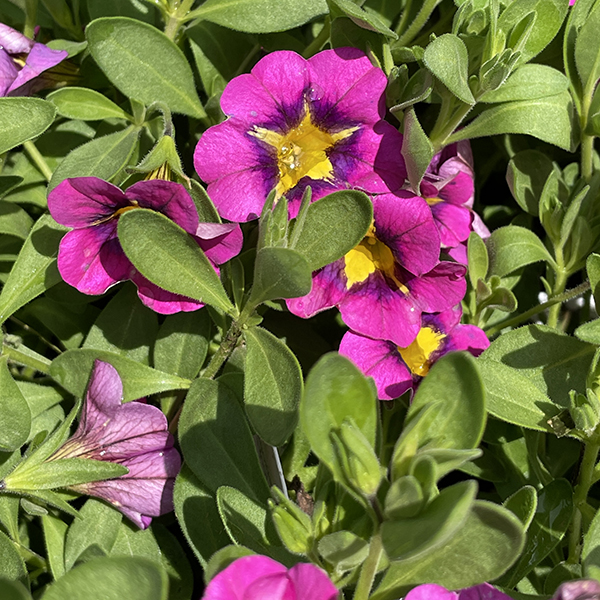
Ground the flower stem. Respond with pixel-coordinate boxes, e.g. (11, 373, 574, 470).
(547, 250, 568, 329)
(201, 318, 243, 380)
(303, 19, 331, 58)
(1, 342, 51, 374)
(432, 101, 475, 152)
(23, 141, 53, 182)
(568, 441, 600, 563)
(397, 0, 439, 47)
(353, 531, 383, 600)
(24, 0, 38, 39)
(484, 280, 590, 337)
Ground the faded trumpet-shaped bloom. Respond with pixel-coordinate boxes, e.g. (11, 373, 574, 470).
(194, 47, 406, 222)
(49, 360, 181, 529)
(405, 583, 511, 600)
(340, 305, 489, 400)
(287, 192, 467, 347)
(48, 177, 242, 314)
(0, 23, 67, 96)
(202, 555, 338, 600)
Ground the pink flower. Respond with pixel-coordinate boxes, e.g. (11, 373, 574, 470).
(50, 360, 181, 529)
(48, 177, 243, 314)
(202, 555, 338, 600)
(194, 48, 406, 222)
(405, 583, 511, 600)
(0, 23, 67, 96)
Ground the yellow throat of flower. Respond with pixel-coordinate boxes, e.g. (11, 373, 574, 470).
(250, 103, 358, 197)
(398, 327, 446, 377)
(344, 226, 408, 292)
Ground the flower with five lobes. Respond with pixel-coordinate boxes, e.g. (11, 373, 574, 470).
(0, 23, 67, 96)
(194, 47, 406, 222)
(287, 191, 467, 347)
(202, 554, 339, 600)
(340, 305, 489, 400)
(48, 177, 243, 314)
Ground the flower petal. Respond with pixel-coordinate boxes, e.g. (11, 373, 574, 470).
(195, 222, 243, 265)
(287, 563, 339, 600)
(0, 23, 34, 54)
(131, 272, 204, 315)
(443, 323, 490, 356)
(0, 49, 18, 97)
(48, 177, 128, 228)
(57, 223, 132, 295)
(125, 180, 198, 234)
(430, 201, 473, 248)
(408, 262, 467, 313)
(7, 42, 67, 95)
(458, 584, 513, 600)
(245, 574, 294, 600)
(406, 584, 458, 600)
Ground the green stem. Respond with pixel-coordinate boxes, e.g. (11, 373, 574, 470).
(394, 0, 413, 37)
(24, 0, 38, 39)
(568, 441, 600, 563)
(163, 0, 195, 41)
(581, 133, 594, 183)
(484, 280, 591, 337)
(1, 343, 51, 374)
(431, 101, 474, 152)
(23, 141, 52, 182)
(397, 0, 438, 47)
(303, 20, 331, 59)
(547, 251, 568, 329)
(353, 531, 383, 600)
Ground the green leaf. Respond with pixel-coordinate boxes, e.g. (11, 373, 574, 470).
(48, 126, 141, 191)
(40, 556, 168, 600)
(117, 209, 234, 315)
(575, 2, 600, 94)
(402, 108, 434, 195)
(0, 530, 27, 588)
(0, 214, 66, 326)
(448, 92, 576, 151)
(372, 502, 525, 600)
(477, 359, 562, 431)
(467, 232, 489, 288)
(583, 502, 600, 577)
(588, 253, 600, 307)
(0, 579, 32, 600)
(47, 87, 132, 121)
(423, 34, 475, 105)
(86, 17, 205, 118)
(0, 98, 57, 154)
(188, 0, 328, 33)
(50, 349, 191, 400)
(0, 176, 23, 200)
(42, 513, 68, 579)
(173, 465, 231, 568)
(482, 324, 596, 405)
(64, 498, 122, 570)
(290, 190, 372, 271)
(382, 481, 477, 561)
(486, 225, 555, 277)
(0, 202, 33, 240)
(575, 319, 600, 345)
(0, 357, 31, 452)
(329, 0, 397, 37)
(503, 485, 538, 529)
(244, 327, 302, 446)
(300, 353, 377, 483)
(249, 247, 312, 305)
(317, 531, 369, 571)
(501, 479, 573, 587)
(178, 378, 270, 501)
(506, 149, 554, 215)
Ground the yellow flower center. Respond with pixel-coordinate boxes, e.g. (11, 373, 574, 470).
(344, 226, 408, 292)
(425, 197, 444, 206)
(91, 201, 139, 225)
(398, 327, 446, 376)
(250, 103, 357, 198)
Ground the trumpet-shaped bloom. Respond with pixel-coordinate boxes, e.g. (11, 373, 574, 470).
(48, 177, 242, 314)
(405, 583, 511, 600)
(287, 191, 466, 347)
(49, 360, 181, 528)
(202, 555, 338, 600)
(339, 305, 489, 400)
(194, 48, 406, 222)
(0, 23, 67, 96)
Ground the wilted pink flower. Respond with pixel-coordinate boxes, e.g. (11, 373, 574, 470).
(48, 177, 243, 314)
(0, 23, 67, 96)
(194, 48, 406, 222)
(49, 360, 181, 529)
(339, 305, 489, 400)
(203, 555, 338, 600)
(287, 191, 466, 347)
(553, 580, 600, 600)
(405, 583, 511, 600)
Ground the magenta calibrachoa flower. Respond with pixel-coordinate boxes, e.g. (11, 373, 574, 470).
(202, 555, 338, 600)
(49, 360, 181, 529)
(194, 47, 406, 222)
(405, 583, 511, 600)
(0, 23, 67, 96)
(48, 177, 243, 314)
(340, 305, 489, 400)
(287, 191, 467, 347)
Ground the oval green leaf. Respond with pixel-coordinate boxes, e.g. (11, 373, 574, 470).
(0, 357, 31, 452)
(47, 87, 132, 121)
(0, 98, 56, 155)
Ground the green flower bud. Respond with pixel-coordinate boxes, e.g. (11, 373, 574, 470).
(269, 487, 313, 555)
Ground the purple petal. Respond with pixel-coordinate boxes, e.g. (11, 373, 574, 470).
(340, 331, 412, 400)
(406, 585, 458, 600)
(7, 42, 67, 95)
(446, 242, 468, 264)
(125, 180, 198, 234)
(119, 446, 181, 479)
(195, 222, 243, 265)
(430, 201, 473, 248)
(408, 262, 467, 313)
(458, 584, 513, 600)
(0, 49, 18, 97)
(220, 51, 309, 128)
(472, 212, 490, 239)
(57, 223, 132, 295)
(443, 323, 490, 356)
(48, 177, 129, 228)
(0, 23, 34, 54)
(287, 563, 338, 600)
(286, 261, 346, 319)
(204, 555, 288, 600)
(130, 272, 204, 315)
(422, 305, 462, 332)
(373, 192, 440, 276)
(245, 574, 293, 600)
(552, 580, 600, 600)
